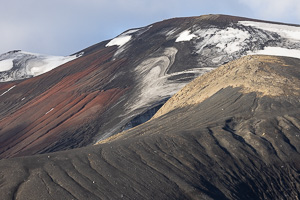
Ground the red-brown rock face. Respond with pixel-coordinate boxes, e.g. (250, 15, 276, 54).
(0, 46, 128, 158)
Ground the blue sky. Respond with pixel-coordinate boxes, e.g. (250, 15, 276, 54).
(1, 0, 299, 56)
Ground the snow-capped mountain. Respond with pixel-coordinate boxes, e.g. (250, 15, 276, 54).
(0, 14, 300, 199)
(0, 50, 82, 82)
(95, 15, 300, 140)
(0, 14, 300, 159)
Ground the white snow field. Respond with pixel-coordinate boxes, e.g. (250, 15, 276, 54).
(239, 21, 300, 41)
(173, 21, 300, 59)
(0, 59, 14, 72)
(194, 27, 251, 54)
(239, 21, 300, 58)
(175, 30, 197, 42)
(26, 54, 79, 76)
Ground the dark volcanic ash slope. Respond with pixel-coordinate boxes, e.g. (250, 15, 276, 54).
(0, 55, 299, 200)
(1, 14, 300, 158)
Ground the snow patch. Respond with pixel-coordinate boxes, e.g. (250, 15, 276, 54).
(215, 28, 250, 53)
(106, 35, 132, 47)
(249, 47, 300, 59)
(239, 21, 300, 41)
(106, 26, 151, 58)
(76, 52, 84, 57)
(45, 108, 54, 115)
(0, 59, 14, 72)
(176, 30, 197, 42)
(0, 85, 16, 96)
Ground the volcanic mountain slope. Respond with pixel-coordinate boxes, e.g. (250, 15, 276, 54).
(1, 14, 300, 159)
(0, 55, 299, 200)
